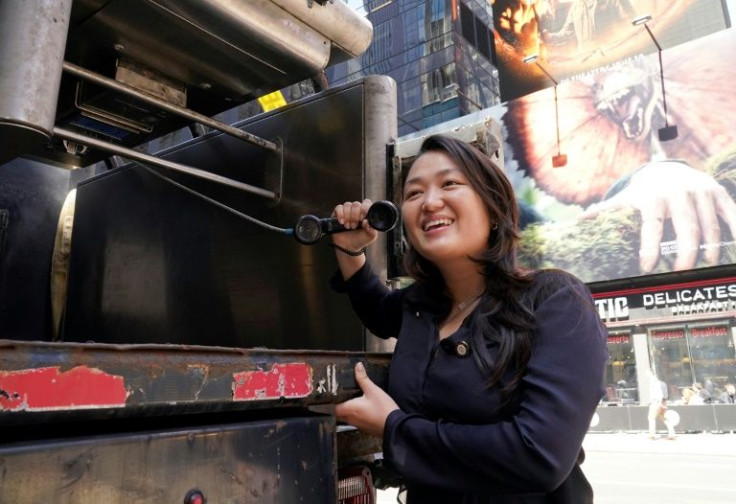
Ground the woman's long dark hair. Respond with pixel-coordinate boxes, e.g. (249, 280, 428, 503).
(402, 134, 537, 401)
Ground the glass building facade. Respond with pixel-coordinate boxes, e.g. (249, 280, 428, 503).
(328, 0, 500, 135)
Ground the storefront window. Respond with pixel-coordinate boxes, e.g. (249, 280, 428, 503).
(649, 321, 736, 402)
(687, 323, 736, 395)
(649, 326, 691, 401)
(604, 330, 637, 403)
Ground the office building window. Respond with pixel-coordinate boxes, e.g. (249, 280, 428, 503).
(401, 75, 422, 113)
(458, 0, 496, 63)
(362, 22, 392, 74)
(365, 0, 393, 13)
(421, 63, 456, 105)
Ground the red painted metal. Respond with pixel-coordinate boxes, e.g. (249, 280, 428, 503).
(0, 366, 127, 411)
(0, 340, 390, 424)
(233, 362, 313, 401)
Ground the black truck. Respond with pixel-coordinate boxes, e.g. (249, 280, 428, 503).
(0, 1, 399, 502)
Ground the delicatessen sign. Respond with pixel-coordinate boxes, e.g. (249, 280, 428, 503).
(594, 279, 736, 323)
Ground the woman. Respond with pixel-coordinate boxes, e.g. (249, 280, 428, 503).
(331, 135, 608, 503)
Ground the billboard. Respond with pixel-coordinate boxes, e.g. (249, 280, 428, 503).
(492, 0, 728, 101)
(496, 28, 736, 283)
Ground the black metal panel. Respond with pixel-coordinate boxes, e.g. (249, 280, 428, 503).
(714, 404, 736, 430)
(0, 414, 336, 503)
(594, 405, 635, 432)
(63, 80, 375, 349)
(0, 158, 70, 340)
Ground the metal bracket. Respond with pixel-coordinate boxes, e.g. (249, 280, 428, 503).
(60, 61, 283, 203)
(54, 127, 278, 202)
(263, 137, 284, 207)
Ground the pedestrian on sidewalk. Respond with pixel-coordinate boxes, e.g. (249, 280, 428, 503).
(647, 369, 676, 440)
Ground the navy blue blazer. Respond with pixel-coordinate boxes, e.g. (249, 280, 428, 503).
(332, 264, 608, 503)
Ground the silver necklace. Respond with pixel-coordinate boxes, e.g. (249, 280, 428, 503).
(444, 291, 483, 325)
(456, 291, 484, 311)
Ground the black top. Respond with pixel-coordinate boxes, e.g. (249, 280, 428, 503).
(332, 264, 608, 503)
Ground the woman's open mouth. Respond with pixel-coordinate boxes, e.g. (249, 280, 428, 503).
(423, 218, 454, 232)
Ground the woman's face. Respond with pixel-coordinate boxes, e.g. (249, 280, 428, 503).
(401, 150, 493, 265)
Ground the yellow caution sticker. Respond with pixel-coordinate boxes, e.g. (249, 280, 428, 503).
(257, 90, 287, 112)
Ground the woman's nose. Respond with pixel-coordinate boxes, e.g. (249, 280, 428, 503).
(421, 187, 444, 211)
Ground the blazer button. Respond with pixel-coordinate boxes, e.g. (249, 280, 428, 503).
(455, 341, 470, 357)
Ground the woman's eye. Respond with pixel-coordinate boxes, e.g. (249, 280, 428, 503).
(443, 180, 461, 188)
(404, 190, 421, 200)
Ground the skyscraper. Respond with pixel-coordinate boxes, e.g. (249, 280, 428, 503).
(328, 1, 500, 135)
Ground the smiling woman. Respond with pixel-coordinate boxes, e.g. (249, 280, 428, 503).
(401, 149, 493, 273)
(329, 134, 608, 504)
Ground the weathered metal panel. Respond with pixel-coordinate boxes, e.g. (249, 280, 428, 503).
(0, 340, 390, 425)
(61, 77, 397, 351)
(0, 414, 336, 503)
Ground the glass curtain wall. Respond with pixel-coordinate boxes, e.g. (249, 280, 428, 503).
(332, 1, 500, 135)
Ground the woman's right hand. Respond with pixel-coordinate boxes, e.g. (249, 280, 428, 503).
(332, 199, 379, 253)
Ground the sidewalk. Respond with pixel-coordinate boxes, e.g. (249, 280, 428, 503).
(583, 431, 736, 455)
(376, 432, 736, 503)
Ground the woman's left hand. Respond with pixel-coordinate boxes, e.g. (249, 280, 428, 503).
(335, 362, 399, 438)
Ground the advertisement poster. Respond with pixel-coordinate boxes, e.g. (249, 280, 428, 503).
(491, 0, 727, 101)
(497, 28, 736, 284)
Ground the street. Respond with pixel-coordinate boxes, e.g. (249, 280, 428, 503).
(377, 432, 736, 503)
